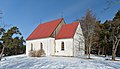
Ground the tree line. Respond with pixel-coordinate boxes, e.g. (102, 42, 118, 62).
(78, 10, 120, 60)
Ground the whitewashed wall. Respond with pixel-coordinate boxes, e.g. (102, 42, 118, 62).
(55, 39, 73, 56)
(73, 23, 85, 56)
(26, 38, 55, 56)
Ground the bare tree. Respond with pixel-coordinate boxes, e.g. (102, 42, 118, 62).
(80, 10, 96, 59)
(108, 10, 120, 61)
(110, 21, 120, 60)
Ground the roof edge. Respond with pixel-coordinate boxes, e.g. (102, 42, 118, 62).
(26, 18, 64, 40)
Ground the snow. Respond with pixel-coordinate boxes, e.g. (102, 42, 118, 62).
(0, 54, 120, 69)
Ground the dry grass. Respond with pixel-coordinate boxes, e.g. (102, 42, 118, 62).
(29, 50, 36, 57)
(29, 49, 45, 57)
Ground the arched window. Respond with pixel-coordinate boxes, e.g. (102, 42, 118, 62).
(40, 43, 43, 49)
(31, 43, 33, 51)
(61, 42, 64, 51)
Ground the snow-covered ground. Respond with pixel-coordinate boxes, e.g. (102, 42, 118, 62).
(0, 54, 120, 69)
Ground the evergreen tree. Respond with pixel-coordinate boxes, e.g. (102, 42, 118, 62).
(113, 10, 120, 21)
(0, 26, 25, 60)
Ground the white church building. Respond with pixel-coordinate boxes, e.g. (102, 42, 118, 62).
(26, 18, 85, 57)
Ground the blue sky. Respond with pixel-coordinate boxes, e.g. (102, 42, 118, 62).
(0, 0, 120, 39)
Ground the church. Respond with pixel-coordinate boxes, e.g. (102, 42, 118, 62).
(26, 18, 85, 57)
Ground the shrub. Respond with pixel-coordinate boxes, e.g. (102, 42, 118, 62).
(39, 49, 46, 56)
(35, 50, 41, 57)
(29, 49, 45, 57)
(29, 50, 36, 57)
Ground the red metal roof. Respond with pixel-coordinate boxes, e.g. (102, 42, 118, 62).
(56, 22, 79, 39)
(26, 18, 63, 40)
